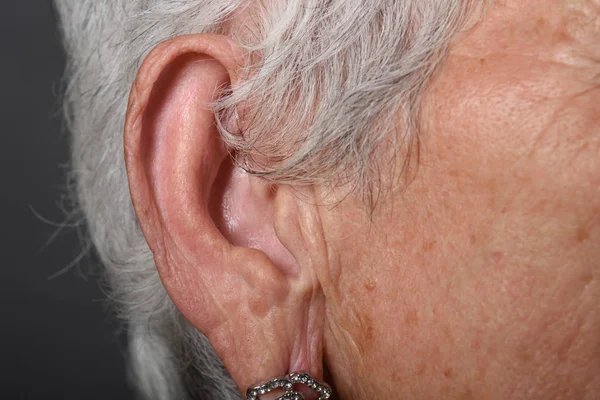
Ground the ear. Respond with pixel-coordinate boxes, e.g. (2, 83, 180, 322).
(124, 34, 326, 394)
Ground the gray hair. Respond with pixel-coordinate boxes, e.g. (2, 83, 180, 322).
(54, 1, 483, 399)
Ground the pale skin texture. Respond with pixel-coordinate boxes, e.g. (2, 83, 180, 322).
(124, 0, 599, 399)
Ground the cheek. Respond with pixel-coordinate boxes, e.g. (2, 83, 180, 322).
(386, 54, 600, 397)
(320, 50, 600, 398)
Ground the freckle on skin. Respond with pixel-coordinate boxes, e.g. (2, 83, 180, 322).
(552, 28, 571, 44)
(581, 271, 593, 285)
(405, 309, 419, 326)
(442, 325, 455, 345)
(470, 234, 477, 244)
(422, 240, 436, 252)
(462, 388, 474, 400)
(364, 280, 376, 292)
(444, 368, 454, 379)
(491, 251, 504, 264)
(576, 227, 590, 243)
(518, 349, 533, 362)
(391, 370, 400, 383)
(365, 323, 373, 342)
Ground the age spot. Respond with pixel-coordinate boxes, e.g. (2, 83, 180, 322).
(491, 251, 504, 264)
(364, 280, 376, 292)
(404, 309, 419, 326)
(576, 227, 590, 243)
(422, 240, 437, 252)
(444, 368, 455, 379)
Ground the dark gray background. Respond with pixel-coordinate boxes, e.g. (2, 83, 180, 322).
(1, 1, 132, 398)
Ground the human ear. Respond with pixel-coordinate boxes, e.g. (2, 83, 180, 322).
(123, 34, 326, 394)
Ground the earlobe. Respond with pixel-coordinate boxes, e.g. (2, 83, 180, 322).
(123, 34, 327, 392)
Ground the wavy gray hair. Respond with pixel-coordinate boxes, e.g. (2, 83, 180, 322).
(54, 1, 483, 399)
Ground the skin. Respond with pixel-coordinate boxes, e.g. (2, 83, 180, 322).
(319, 1, 600, 398)
(124, 0, 599, 399)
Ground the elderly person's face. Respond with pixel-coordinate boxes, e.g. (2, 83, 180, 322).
(320, 2, 600, 398)
(61, 0, 598, 398)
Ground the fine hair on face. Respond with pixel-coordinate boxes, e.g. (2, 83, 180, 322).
(54, 1, 483, 398)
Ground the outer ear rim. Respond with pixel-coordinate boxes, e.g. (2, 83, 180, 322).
(124, 33, 246, 257)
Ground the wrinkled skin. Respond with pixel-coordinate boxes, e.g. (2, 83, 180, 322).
(318, 1, 600, 398)
(125, 0, 599, 399)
